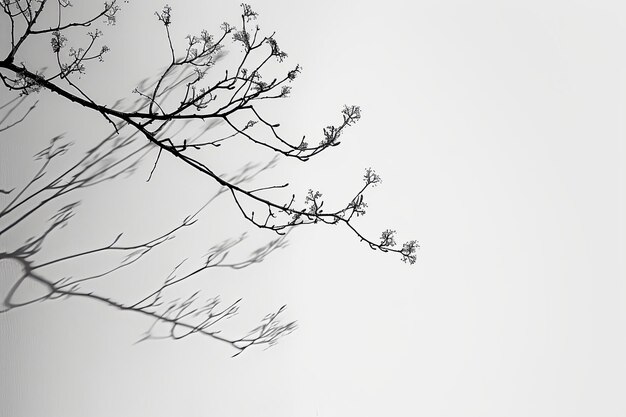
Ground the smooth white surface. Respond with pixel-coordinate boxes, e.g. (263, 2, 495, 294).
(1, 1, 625, 416)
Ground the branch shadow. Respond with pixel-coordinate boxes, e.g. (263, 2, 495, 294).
(0, 77, 295, 356)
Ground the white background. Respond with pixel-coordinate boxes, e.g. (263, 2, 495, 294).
(1, 0, 625, 416)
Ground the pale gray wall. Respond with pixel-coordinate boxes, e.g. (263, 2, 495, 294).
(1, 1, 625, 416)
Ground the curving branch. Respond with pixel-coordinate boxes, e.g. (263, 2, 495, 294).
(0, 1, 418, 264)
(0, 1, 418, 355)
(1, 80, 296, 355)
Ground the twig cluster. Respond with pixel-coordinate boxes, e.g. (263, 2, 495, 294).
(0, 1, 418, 354)
(0, 1, 417, 262)
(0, 99, 295, 354)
